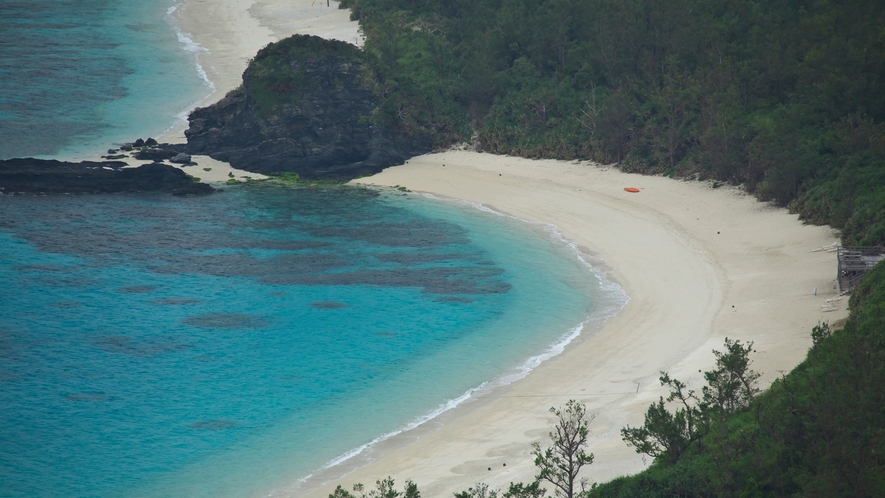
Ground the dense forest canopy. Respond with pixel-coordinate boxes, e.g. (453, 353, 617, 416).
(338, 0, 885, 245)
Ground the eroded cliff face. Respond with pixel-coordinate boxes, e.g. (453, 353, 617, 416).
(184, 35, 431, 180)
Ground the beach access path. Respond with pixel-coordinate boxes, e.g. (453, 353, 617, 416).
(277, 151, 848, 497)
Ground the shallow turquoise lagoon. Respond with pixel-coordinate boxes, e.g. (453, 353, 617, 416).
(0, 1, 624, 495)
(0, 185, 622, 497)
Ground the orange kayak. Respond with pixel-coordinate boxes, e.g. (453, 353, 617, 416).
(624, 187, 640, 193)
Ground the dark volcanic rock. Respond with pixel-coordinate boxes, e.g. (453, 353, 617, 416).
(145, 138, 158, 146)
(133, 138, 145, 147)
(170, 153, 192, 164)
(183, 35, 431, 180)
(134, 148, 176, 161)
(0, 158, 214, 195)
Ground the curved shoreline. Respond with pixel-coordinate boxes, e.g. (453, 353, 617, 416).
(87, 2, 849, 493)
(274, 151, 855, 497)
(269, 196, 629, 497)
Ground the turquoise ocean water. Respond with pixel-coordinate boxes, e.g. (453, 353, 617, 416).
(0, 187, 623, 497)
(0, 0, 208, 160)
(0, 2, 626, 497)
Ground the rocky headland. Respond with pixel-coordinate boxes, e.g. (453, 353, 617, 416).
(0, 159, 214, 195)
(3, 36, 430, 194)
(182, 35, 431, 180)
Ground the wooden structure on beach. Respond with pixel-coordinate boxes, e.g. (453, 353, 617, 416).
(838, 246, 885, 294)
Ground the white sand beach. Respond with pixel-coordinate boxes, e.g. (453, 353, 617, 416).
(283, 153, 847, 497)
(136, 2, 850, 494)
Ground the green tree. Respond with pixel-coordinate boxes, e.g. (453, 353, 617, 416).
(453, 482, 499, 498)
(621, 372, 705, 464)
(454, 481, 546, 498)
(701, 338, 760, 414)
(330, 477, 420, 498)
(532, 399, 595, 498)
(502, 481, 547, 498)
(621, 338, 760, 464)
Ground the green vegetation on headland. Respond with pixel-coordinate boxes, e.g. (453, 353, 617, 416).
(333, 0, 885, 245)
(186, 34, 431, 179)
(243, 35, 366, 116)
(329, 263, 885, 496)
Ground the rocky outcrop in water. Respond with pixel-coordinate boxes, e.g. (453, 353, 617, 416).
(183, 35, 431, 180)
(0, 159, 214, 195)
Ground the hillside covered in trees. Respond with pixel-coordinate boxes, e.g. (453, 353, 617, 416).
(588, 261, 885, 497)
(336, 0, 885, 245)
(294, 2, 885, 495)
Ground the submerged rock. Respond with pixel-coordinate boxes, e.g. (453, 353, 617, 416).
(183, 34, 431, 181)
(0, 158, 214, 195)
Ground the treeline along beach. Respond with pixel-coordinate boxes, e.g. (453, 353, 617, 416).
(332, 0, 885, 244)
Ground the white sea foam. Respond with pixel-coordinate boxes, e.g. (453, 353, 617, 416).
(268, 381, 491, 496)
(175, 32, 213, 90)
(270, 193, 629, 497)
(164, 2, 215, 135)
(426, 194, 630, 384)
(425, 193, 629, 313)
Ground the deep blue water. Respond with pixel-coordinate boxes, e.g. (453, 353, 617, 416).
(0, 0, 207, 160)
(0, 185, 619, 497)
